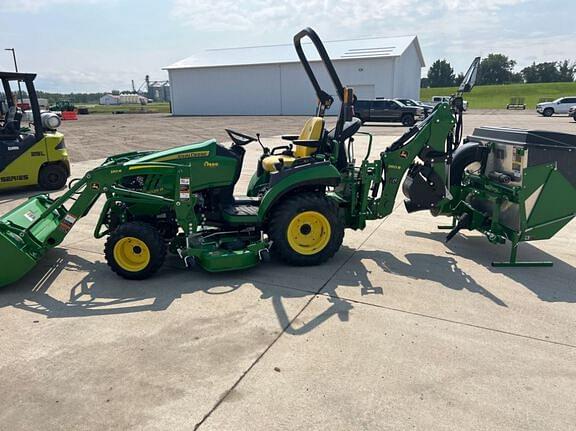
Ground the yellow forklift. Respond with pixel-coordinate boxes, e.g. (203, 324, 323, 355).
(0, 71, 69, 190)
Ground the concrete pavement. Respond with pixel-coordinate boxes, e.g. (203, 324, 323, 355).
(0, 135, 575, 430)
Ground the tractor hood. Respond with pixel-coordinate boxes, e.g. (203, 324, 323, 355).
(125, 139, 217, 165)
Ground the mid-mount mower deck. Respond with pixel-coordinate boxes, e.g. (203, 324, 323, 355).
(0, 28, 575, 288)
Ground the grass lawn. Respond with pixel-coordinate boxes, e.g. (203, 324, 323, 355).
(421, 82, 576, 109)
(78, 102, 171, 114)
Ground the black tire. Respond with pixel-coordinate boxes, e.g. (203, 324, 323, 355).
(401, 114, 415, 126)
(450, 142, 487, 187)
(105, 222, 166, 280)
(572, 115, 576, 122)
(543, 107, 554, 117)
(38, 164, 67, 190)
(267, 193, 344, 266)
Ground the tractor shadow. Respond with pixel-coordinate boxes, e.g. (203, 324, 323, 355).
(405, 230, 576, 303)
(334, 246, 506, 307)
(0, 249, 352, 336)
(0, 236, 514, 336)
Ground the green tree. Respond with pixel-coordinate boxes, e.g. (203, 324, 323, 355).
(478, 54, 517, 85)
(521, 62, 539, 83)
(454, 72, 465, 86)
(557, 60, 575, 82)
(521, 61, 565, 83)
(420, 77, 430, 88)
(427, 59, 455, 88)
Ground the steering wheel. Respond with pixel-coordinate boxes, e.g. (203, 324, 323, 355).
(225, 128, 257, 146)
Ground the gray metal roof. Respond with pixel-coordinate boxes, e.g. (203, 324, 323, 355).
(164, 35, 424, 70)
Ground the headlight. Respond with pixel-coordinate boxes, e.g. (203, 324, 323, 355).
(41, 112, 61, 130)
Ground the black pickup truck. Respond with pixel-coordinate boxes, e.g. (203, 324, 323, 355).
(353, 99, 424, 126)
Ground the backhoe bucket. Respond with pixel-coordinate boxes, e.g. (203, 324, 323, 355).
(0, 195, 66, 287)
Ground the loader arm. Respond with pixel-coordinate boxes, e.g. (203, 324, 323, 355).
(0, 162, 180, 287)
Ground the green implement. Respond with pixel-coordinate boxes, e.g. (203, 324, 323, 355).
(1, 27, 575, 288)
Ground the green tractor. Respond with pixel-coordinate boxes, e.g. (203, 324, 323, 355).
(0, 71, 70, 191)
(0, 28, 575, 287)
(49, 100, 75, 113)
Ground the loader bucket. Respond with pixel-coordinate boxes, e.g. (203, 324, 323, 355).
(0, 195, 66, 287)
(0, 228, 39, 287)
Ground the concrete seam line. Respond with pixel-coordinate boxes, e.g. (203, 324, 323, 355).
(320, 294, 576, 350)
(251, 277, 576, 350)
(193, 215, 392, 429)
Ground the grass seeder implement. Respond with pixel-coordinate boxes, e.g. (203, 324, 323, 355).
(1, 28, 575, 288)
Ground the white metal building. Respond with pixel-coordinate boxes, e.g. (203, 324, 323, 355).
(164, 35, 424, 116)
(99, 94, 120, 105)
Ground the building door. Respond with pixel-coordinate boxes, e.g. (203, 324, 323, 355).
(350, 85, 375, 99)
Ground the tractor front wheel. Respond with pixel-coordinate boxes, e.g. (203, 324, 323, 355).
(105, 222, 166, 280)
(267, 193, 344, 266)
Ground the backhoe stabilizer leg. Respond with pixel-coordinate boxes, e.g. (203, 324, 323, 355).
(445, 213, 471, 243)
(491, 242, 553, 267)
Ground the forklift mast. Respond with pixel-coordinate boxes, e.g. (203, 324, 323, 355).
(1, 72, 44, 140)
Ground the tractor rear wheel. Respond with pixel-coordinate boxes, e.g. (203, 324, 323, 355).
(38, 164, 67, 190)
(267, 193, 344, 266)
(105, 222, 166, 280)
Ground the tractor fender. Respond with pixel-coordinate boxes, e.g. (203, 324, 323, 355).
(257, 162, 341, 222)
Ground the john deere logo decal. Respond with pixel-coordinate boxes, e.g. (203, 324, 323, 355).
(156, 151, 210, 162)
(400, 150, 409, 159)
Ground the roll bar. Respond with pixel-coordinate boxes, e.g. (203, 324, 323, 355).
(293, 28, 345, 114)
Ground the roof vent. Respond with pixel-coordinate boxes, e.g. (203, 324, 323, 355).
(341, 47, 395, 59)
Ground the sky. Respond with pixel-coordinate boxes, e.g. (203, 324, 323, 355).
(0, 0, 573, 93)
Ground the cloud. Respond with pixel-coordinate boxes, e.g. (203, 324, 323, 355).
(0, 0, 107, 13)
(170, 0, 528, 32)
(169, 0, 547, 75)
(170, 0, 436, 31)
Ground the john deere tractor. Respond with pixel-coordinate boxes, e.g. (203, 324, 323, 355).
(1, 28, 575, 287)
(0, 71, 69, 191)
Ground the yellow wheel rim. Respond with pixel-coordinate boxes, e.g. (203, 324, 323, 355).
(287, 211, 331, 255)
(113, 237, 150, 272)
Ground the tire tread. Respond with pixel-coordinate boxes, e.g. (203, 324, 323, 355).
(267, 193, 344, 266)
(104, 221, 166, 280)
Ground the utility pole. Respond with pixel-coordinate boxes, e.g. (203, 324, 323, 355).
(4, 48, 24, 105)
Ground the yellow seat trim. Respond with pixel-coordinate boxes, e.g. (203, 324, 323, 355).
(261, 116, 325, 173)
(293, 117, 324, 158)
(261, 155, 296, 172)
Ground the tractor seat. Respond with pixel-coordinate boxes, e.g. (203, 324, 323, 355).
(0, 107, 21, 139)
(261, 117, 325, 172)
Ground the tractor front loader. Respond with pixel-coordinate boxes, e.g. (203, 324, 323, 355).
(1, 28, 575, 288)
